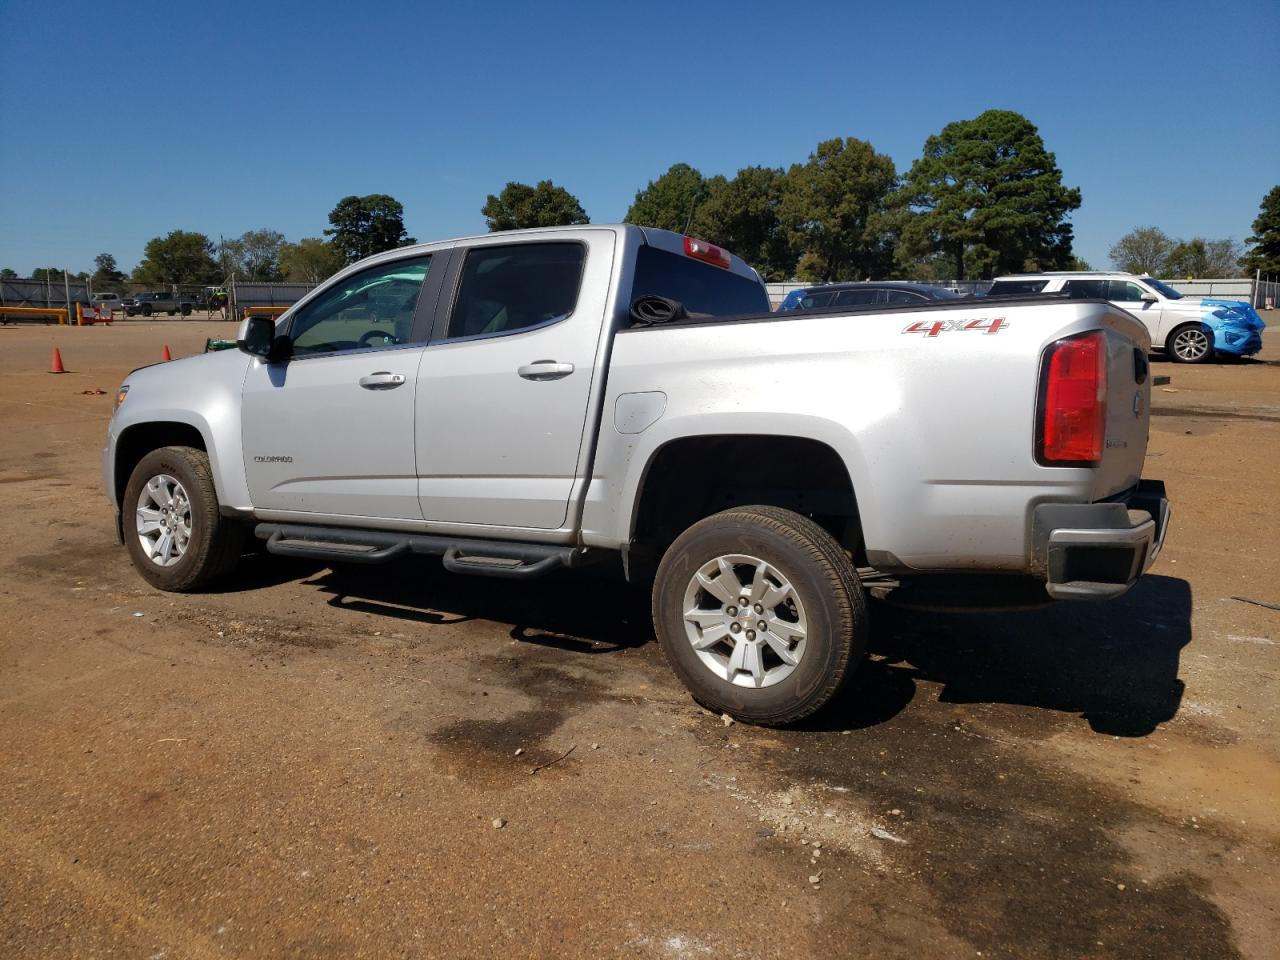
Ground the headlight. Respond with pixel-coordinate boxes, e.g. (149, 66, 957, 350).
(113, 385, 129, 413)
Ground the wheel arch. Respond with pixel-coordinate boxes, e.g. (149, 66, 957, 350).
(624, 431, 866, 580)
(113, 420, 211, 510)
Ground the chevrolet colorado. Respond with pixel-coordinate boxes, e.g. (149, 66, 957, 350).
(104, 225, 1170, 724)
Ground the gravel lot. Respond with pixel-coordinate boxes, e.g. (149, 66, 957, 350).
(2, 318, 1277, 959)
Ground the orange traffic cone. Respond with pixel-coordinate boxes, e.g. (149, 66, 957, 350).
(162, 344, 173, 361)
(50, 347, 67, 374)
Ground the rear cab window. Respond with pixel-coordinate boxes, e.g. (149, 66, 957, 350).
(629, 245, 768, 317)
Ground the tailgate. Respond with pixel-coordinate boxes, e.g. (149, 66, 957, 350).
(1090, 320, 1151, 500)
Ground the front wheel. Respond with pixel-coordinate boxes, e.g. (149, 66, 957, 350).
(652, 506, 868, 726)
(123, 446, 243, 591)
(1166, 323, 1214, 363)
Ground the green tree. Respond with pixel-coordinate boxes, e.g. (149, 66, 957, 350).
(689, 166, 793, 280)
(1242, 185, 1280, 275)
(482, 180, 589, 231)
(897, 110, 1081, 279)
(91, 252, 126, 290)
(279, 237, 346, 284)
(1109, 226, 1174, 275)
(624, 163, 707, 233)
(1164, 237, 1242, 278)
(779, 137, 898, 281)
(219, 228, 286, 280)
(131, 231, 221, 285)
(30, 267, 89, 282)
(324, 194, 416, 264)
(0, 268, 16, 280)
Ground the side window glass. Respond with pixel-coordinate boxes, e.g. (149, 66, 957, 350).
(799, 292, 834, 309)
(884, 289, 923, 304)
(834, 289, 877, 306)
(446, 242, 585, 339)
(1106, 280, 1143, 301)
(289, 256, 431, 356)
(1064, 280, 1105, 298)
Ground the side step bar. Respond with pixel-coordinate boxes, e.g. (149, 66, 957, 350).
(255, 523, 592, 580)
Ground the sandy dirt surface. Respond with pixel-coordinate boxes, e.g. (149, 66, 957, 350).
(1, 317, 1277, 959)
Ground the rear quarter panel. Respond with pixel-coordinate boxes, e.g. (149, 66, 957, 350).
(583, 301, 1150, 572)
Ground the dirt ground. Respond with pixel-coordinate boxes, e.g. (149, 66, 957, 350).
(1, 317, 1277, 960)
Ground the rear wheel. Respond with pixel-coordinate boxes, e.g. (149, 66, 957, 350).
(180, 303, 192, 316)
(141, 304, 152, 317)
(1167, 323, 1214, 363)
(652, 506, 867, 726)
(123, 446, 242, 591)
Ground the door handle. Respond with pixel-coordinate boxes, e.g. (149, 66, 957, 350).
(358, 372, 406, 389)
(517, 360, 575, 381)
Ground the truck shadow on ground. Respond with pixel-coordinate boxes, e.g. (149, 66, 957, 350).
(836, 573, 1192, 738)
(267, 557, 1190, 738)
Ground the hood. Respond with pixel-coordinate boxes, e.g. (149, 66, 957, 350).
(1198, 298, 1265, 331)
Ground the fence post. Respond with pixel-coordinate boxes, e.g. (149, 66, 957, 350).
(63, 270, 71, 319)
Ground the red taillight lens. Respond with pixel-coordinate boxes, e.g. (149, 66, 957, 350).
(1038, 331, 1107, 465)
(683, 236, 731, 269)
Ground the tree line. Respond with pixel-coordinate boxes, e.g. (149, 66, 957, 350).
(5, 120, 1278, 286)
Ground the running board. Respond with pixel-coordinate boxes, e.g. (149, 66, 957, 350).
(256, 523, 589, 580)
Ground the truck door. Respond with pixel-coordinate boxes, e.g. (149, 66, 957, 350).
(241, 252, 444, 520)
(414, 232, 614, 531)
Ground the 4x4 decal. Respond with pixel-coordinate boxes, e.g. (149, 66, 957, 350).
(902, 317, 1007, 337)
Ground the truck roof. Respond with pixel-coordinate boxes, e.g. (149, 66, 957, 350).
(381, 224, 762, 285)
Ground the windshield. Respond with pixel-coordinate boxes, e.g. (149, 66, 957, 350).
(1140, 277, 1183, 300)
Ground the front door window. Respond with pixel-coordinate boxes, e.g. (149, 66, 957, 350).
(288, 256, 432, 356)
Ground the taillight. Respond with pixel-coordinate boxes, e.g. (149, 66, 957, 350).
(684, 236, 731, 269)
(1037, 331, 1107, 466)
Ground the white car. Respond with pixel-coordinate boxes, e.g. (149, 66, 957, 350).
(986, 272, 1265, 363)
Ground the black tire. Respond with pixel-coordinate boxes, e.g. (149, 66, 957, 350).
(122, 445, 242, 591)
(180, 303, 192, 316)
(652, 505, 868, 726)
(141, 304, 152, 317)
(1166, 322, 1214, 364)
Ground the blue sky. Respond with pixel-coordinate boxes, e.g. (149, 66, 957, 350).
(1, 0, 1276, 276)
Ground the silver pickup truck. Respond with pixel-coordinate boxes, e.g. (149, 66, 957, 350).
(103, 225, 1170, 725)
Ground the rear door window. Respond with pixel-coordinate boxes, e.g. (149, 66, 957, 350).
(987, 280, 1049, 295)
(884, 289, 927, 304)
(833, 288, 880, 306)
(446, 242, 585, 339)
(630, 245, 768, 317)
(1063, 279, 1107, 299)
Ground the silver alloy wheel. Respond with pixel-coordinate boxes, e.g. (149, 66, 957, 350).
(1173, 326, 1211, 361)
(682, 553, 808, 689)
(135, 474, 192, 567)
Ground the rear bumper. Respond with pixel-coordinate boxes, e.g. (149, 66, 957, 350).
(1032, 480, 1170, 601)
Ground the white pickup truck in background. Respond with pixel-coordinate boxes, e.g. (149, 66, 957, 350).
(103, 225, 1170, 725)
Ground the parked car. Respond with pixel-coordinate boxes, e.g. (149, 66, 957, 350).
(777, 281, 961, 311)
(125, 292, 195, 317)
(985, 272, 1265, 363)
(104, 225, 1168, 726)
(90, 292, 125, 313)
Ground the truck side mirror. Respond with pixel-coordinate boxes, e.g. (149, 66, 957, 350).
(1140, 292, 1158, 303)
(238, 315, 288, 362)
